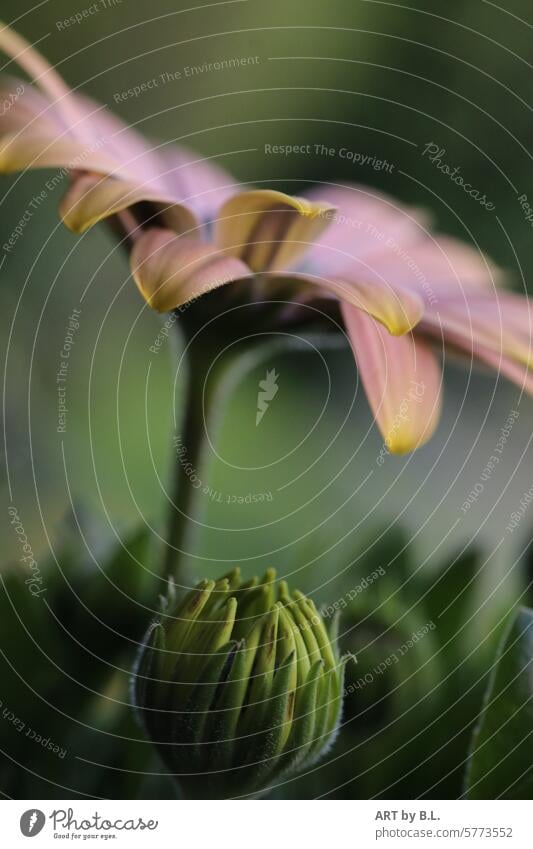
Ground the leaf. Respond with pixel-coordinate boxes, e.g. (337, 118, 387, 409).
(465, 606, 533, 799)
(420, 548, 482, 667)
(421, 550, 479, 634)
(0, 520, 157, 798)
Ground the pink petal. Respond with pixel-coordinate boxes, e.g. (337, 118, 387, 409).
(0, 28, 242, 225)
(130, 228, 251, 313)
(215, 189, 335, 272)
(303, 184, 430, 276)
(0, 130, 120, 174)
(369, 234, 502, 303)
(420, 291, 533, 393)
(0, 24, 84, 130)
(0, 77, 64, 135)
(0, 79, 238, 220)
(423, 322, 533, 395)
(0, 95, 167, 188)
(74, 92, 174, 187)
(422, 292, 533, 368)
(342, 303, 442, 453)
(289, 270, 425, 335)
(160, 146, 238, 223)
(59, 173, 198, 235)
(466, 346, 533, 395)
(0, 22, 163, 180)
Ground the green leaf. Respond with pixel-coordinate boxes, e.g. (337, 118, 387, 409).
(465, 606, 533, 799)
(421, 549, 479, 648)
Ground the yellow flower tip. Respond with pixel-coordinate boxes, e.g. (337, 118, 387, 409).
(384, 437, 411, 455)
(293, 197, 337, 220)
(385, 430, 431, 456)
(144, 292, 167, 314)
(60, 196, 108, 234)
(381, 300, 424, 337)
(132, 272, 168, 314)
(381, 309, 421, 336)
(0, 151, 16, 174)
(517, 351, 533, 369)
(246, 189, 334, 220)
(60, 213, 94, 235)
(294, 197, 336, 220)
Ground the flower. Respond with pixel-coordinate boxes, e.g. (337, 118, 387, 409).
(1, 21, 532, 454)
(133, 568, 347, 798)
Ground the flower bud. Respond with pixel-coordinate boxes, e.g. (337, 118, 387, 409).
(133, 568, 347, 798)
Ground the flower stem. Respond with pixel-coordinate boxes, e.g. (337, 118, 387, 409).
(163, 315, 210, 585)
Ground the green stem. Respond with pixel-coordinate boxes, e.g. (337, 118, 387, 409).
(163, 316, 210, 585)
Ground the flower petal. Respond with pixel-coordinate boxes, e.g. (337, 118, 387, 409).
(342, 303, 442, 453)
(0, 24, 84, 130)
(424, 322, 533, 395)
(0, 20, 165, 183)
(74, 93, 167, 183)
(0, 80, 173, 186)
(0, 77, 64, 135)
(0, 79, 236, 223)
(59, 173, 198, 235)
(130, 228, 251, 313)
(287, 271, 425, 335)
(215, 189, 335, 272)
(422, 292, 533, 368)
(0, 30, 238, 221)
(161, 146, 238, 223)
(302, 184, 430, 276)
(368, 234, 502, 301)
(469, 348, 533, 395)
(332, 274, 425, 335)
(0, 130, 118, 174)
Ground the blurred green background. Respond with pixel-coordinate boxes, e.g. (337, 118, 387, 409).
(1, 0, 533, 799)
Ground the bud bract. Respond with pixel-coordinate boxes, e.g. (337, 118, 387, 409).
(133, 568, 347, 798)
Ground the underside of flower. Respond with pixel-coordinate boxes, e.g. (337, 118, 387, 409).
(1, 19, 532, 456)
(133, 568, 348, 798)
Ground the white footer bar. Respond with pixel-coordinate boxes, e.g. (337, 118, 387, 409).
(1, 799, 530, 848)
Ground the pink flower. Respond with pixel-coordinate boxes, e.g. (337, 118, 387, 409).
(1, 22, 531, 454)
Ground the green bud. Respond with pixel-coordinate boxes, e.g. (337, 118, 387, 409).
(133, 568, 348, 798)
